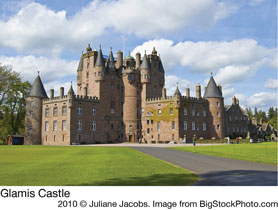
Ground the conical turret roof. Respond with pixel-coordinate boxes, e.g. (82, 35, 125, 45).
(95, 46, 104, 66)
(29, 75, 48, 98)
(77, 54, 83, 71)
(174, 86, 181, 96)
(108, 49, 115, 63)
(68, 83, 75, 95)
(140, 53, 151, 69)
(203, 76, 222, 98)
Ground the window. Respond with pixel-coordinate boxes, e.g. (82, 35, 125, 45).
(227, 127, 230, 132)
(62, 120, 66, 131)
(78, 120, 82, 131)
(147, 128, 150, 134)
(87, 62, 90, 69)
(147, 120, 149, 125)
(86, 72, 89, 78)
(184, 121, 187, 131)
(170, 108, 173, 115)
(235, 116, 238, 121)
(110, 100, 115, 114)
(45, 121, 49, 131)
(91, 121, 96, 131)
(78, 106, 82, 115)
(98, 72, 102, 76)
(184, 108, 187, 116)
(197, 112, 199, 116)
(141, 108, 144, 115)
(30, 101, 34, 108)
(92, 108, 96, 115)
(110, 83, 114, 89)
(151, 120, 153, 124)
(217, 102, 220, 107)
(172, 134, 174, 140)
(29, 124, 32, 131)
(217, 112, 220, 117)
(157, 122, 161, 131)
(229, 115, 232, 121)
(203, 122, 206, 131)
(111, 109, 115, 114)
(30, 111, 33, 117)
(129, 125, 133, 133)
(62, 106, 67, 115)
(111, 124, 114, 130)
(217, 124, 220, 130)
(233, 127, 235, 132)
(192, 121, 196, 131)
(45, 108, 49, 117)
(171, 121, 175, 130)
(192, 109, 195, 116)
(203, 110, 206, 117)
(158, 109, 161, 116)
(158, 134, 160, 141)
(53, 121, 57, 131)
(53, 107, 58, 116)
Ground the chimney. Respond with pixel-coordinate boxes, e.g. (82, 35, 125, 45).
(60, 87, 64, 97)
(232, 96, 237, 105)
(116, 50, 123, 69)
(50, 89, 54, 99)
(236, 98, 239, 105)
(136, 52, 141, 69)
(186, 87, 190, 98)
(196, 83, 201, 99)
(218, 83, 222, 94)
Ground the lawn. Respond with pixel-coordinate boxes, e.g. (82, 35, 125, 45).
(170, 142, 277, 165)
(0, 146, 198, 186)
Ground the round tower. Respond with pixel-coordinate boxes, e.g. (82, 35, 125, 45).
(94, 46, 105, 82)
(122, 55, 140, 142)
(24, 73, 48, 145)
(140, 52, 151, 84)
(204, 76, 225, 139)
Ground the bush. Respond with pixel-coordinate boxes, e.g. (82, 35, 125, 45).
(0, 139, 5, 145)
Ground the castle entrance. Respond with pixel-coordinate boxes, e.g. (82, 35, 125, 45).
(129, 135, 134, 142)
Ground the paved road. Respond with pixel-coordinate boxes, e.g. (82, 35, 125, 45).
(131, 147, 277, 186)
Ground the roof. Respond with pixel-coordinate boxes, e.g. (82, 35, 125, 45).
(141, 53, 151, 69)
(203, 76, 222, 98)
(77, 54, 83, 71)
(95, 48, 105, 66)
(68, 84, 75, 95)
(108, 50, 115, 62)
(29, 75, 48, 98)
(158, 59, 165, 73)
(174, 86, 181, 96)
(125, 52, 134, 60)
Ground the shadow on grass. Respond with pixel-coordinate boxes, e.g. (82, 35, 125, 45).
(194, 170, 278, 186)
(68, 173, 199, 186)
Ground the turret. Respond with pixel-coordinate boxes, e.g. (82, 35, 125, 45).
(124, 52, 135, 69)
(77, 53, 83, 86)
(204, 75, 225, 139)
(174, 85, 181, 109)
(24, 73, 48, 145)
(68, 82, 75, 108)
(107, 48, 115, 71)
(140, 52, 151, 84)
(94, 45, 105, 82)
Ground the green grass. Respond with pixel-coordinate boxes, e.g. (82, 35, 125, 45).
(170, 142, 278, 165)
(0, 146, 198, 186)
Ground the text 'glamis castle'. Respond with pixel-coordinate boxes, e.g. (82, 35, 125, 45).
(25, 44, 256, 145)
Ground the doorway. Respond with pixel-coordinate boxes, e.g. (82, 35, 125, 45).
(129, 135, 133, 142)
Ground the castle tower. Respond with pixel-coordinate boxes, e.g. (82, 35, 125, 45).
(24, 73, 48, 145)
(95, 46, 105, 82)
(77, 53, 83, 87)
(122, 53, 141, 142)
(204, 76, 225, 139)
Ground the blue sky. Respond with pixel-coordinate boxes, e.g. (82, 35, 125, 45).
(0, 0, 277, 111)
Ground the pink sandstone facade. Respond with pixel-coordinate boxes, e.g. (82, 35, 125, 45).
(24, 44, 253, 145)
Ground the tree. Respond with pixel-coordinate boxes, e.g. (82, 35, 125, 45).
(0, 64, 31, 141)
(268, 107, 275, 120)
(246, 107, 253, 119)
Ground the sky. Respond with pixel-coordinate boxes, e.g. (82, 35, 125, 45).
(0, 0, 277, 111)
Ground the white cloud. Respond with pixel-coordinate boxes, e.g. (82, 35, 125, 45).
(264, 78, 278, 89)
(248, 0, 265, 6)
(44, 81, 77, 96)
(0, 0, 238, 55)
(0, 55, 78, 83)
(165, 75, 194, 96)
(247, 92, 277, 110)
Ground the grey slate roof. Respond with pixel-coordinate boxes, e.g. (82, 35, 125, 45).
(68, 84, 74, 95)
(203, 76, 222, 98)
(29, 75, 48, 98)
(95, 48, 105, 66)
(77, 54, 83, 71)
(108, 50, 115, 62)
(174, 86, 181, 96)
(158, 59, 165, 73)
(140, 54, 151, 69)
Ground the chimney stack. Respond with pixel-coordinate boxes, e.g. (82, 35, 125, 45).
(196, 83, 201, 99)
(136, 52, 141, 69)
(186, 87, 190, 98)
(60, 87, 64, 97)
(50, 89, 54, 99)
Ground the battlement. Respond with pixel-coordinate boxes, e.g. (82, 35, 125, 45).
(146, 95, 208, 104)
(181, 96, 208, 103)
(43, 95, 99, 103)
(146, 96, 174, 103)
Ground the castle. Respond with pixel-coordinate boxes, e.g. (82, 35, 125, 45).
(24, 44, 272, 145)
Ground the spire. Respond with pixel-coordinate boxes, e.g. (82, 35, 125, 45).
(174, 84, 181, 96)
(140, 52, 151, 69)
(77, 53, 83, 71)
(68, 82, 75, 95)
(29, 75, 48, 98)
(95, 45, 104, 66)
(203, 76, 222, 98)
(108, 48, 115, 69)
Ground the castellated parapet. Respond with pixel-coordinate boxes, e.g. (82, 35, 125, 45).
(24, 44, 251, 145)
